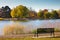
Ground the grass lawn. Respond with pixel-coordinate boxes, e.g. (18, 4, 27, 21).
(0, 37, 60, 40)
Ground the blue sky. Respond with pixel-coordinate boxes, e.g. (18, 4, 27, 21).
(0, 0, 60, 12)
(0, 0, 60, 35)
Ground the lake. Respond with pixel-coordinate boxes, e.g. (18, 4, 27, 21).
(0, 19, 60, 35)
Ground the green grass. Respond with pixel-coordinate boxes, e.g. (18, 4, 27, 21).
(0, 37, 60, 40)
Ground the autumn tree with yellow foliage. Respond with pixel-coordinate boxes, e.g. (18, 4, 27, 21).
(11, 5, 29, 18)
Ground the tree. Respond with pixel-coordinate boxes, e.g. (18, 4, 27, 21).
(57, 10, 60, 18)
(0, 6, 11, 18)
(44, 12, 52, 19)
(28, 10, 37, 19)
(4, 6, 11, 18)
(51, 10, 59, 19)
(37, 10, 44, 19)
(11, 5, 29, 18)
(4, 24, 25, 35)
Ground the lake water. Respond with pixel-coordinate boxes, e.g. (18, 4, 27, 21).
(0, 19, 60, 35)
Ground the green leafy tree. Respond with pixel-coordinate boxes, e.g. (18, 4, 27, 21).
(37, 10, 44, 19)
(11, 5, 29, 18)
(51, 10, 59, 19)
(44, 12, 52, 19)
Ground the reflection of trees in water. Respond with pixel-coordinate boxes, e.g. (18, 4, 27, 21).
(40, 20, 60, 28)
(4, 23, 25, 35)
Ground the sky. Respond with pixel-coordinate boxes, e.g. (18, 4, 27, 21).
(0, 0, 60, 11)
